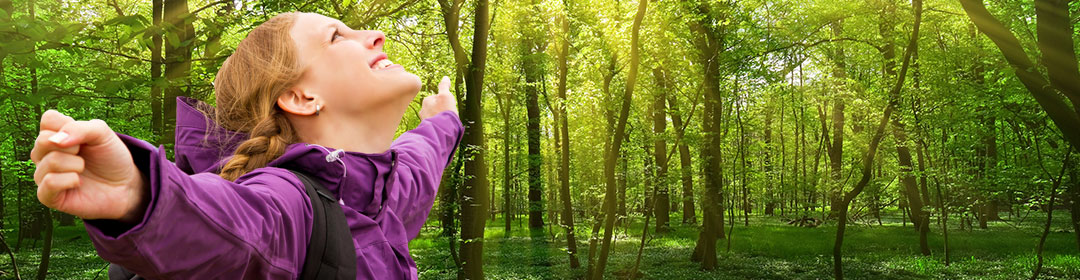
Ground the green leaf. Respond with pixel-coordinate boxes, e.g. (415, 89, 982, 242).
(166, 32, 180, 48)
(104, 15, 149, 29)
(3, 40, 34, 53)
(45, 25, 67, 42)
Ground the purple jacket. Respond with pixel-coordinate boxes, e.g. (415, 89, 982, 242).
(83, 97, 463, 279)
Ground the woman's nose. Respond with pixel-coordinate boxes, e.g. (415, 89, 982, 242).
(361, 30, 385, 50)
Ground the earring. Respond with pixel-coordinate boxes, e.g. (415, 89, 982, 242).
(316, 104, 321, 116)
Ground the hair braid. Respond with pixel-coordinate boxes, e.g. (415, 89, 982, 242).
(219, 110, 297, 181)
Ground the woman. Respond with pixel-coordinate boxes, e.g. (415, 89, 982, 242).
(29, 12, 461, 279)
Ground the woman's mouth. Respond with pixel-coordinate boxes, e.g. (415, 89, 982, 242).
(369, 53, 399, 71)
(374, 58, 396, 70)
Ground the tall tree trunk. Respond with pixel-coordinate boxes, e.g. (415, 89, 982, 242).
(737, 88, 749, 227)
(592, 0, 646, 278)
(1032, 152, 1070, 280)
(458, 0, 492, 278)
(652, 67, 670, 233)
(879, 7, 931, 254)
(893, 119, 931, 255)
(827, 20, 846, 220)
(0, 0, 7, 230)
(687, 0, 726, 270)
(834, 1, 921, 279)
(523, 34, 545, 229)
(34, 210, 51, 280)
(555, 1, 580, 268)
(163, 0, 194, 153)
(437, 0, 470, 274)
(1070, 164, 1080, 251)
(669, 94, 696, 225)
(503, 89, 513, 235)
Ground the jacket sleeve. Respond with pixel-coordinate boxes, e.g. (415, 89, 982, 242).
(386, 111, 463, 240)
(82, 134, 312, 279)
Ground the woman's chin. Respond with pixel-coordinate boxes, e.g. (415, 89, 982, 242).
(394, 71, 422, 98)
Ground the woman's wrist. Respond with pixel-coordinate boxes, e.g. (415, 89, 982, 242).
(116, 171, 149, 224)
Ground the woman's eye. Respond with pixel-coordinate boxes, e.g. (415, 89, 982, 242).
(332, 32, 344, 42)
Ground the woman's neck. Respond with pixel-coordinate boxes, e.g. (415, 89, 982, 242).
(295, 103, 409, 154)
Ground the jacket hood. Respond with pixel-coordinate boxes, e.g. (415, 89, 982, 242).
(174, 96, 247, 174)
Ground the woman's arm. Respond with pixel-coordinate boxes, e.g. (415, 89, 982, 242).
(85, 135, 313, 279)
(384, 76, 463, 239)
(32, 111, 312, 279)
(386, 111, 463, 239)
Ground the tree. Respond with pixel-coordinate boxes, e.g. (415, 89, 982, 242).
(554, 0, 580, 268)
(960, 0, 1080, 249)
(833, 0, 922, 278)
(459, 0, 493, 278)
(591, 0, 646, 278)
(652, 66, 670, 233)
(521, 0, 546, 229)
(686, 0, 726, 270)
(162, 0, 195, 151)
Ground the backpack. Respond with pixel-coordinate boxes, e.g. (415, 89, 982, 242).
(108, 169, 356, 280)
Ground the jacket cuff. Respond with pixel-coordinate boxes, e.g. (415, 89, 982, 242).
(83, 134, 162, 241)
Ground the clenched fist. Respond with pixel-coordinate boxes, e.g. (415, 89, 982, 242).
(419, 76, 458, 120)
(31, 110, 148, 224)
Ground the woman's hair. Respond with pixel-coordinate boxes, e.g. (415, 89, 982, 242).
(214, 13, 303, 181)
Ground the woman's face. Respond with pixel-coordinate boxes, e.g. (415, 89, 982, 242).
(289, 13, 421, 116)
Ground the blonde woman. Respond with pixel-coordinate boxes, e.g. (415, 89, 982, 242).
(30, 12, 461, 279)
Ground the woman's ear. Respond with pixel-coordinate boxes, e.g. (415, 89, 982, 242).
(277, 88, 318, 116)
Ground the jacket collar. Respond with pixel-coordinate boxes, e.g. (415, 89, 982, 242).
(174, 97, 398, 215)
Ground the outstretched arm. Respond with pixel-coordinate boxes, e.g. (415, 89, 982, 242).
(32, 110, 312, 279)
(385, 76, 463, 240)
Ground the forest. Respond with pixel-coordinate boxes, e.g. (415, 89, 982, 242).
(1, 0, 1080, 279)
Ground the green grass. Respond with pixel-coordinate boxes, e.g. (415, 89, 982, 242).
(0, 225, 110, 279)
(411, 211, 1080, 279)
(0, 210, 1075, 279)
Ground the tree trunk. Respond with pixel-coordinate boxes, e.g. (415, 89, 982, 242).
(1070, 164, 1080, 251)
(523, 33, 545, 229)
(827, 20, 846, 220)
(163, 0, 194, 153)
(737, 88, 749, 227)
(503, 88, 513, 235)
(458, 0, 492, 278)
(1032, 153, 1070, 280)
(149, 0, 162, 140)
(555, 1, 580, 268)
(835, 1, 921, 279)
(591, 1, 646, 278)
(892, 119, 931, 255)
(669, 94, 696, 225)
(959, 0, 1080, 153)
(879, 10, 931, 254)
(652, 67, 670, 233)
(687, 0, 725, 270)
(34, 210, 52, 280)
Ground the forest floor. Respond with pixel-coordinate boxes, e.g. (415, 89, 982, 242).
(410, 210, 1080, 280)
(0, 210, 1075, 279)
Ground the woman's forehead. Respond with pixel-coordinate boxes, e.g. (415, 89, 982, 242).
(290, 13, 339, 48)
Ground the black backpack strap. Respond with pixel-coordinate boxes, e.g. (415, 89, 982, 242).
(290, 170, 357, 280)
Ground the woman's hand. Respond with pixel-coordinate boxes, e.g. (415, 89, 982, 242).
(31, 110, 148, 224)
(419, 76, 458, 120)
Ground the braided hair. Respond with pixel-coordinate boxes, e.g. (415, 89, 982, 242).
(213, 13, 304, 181)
